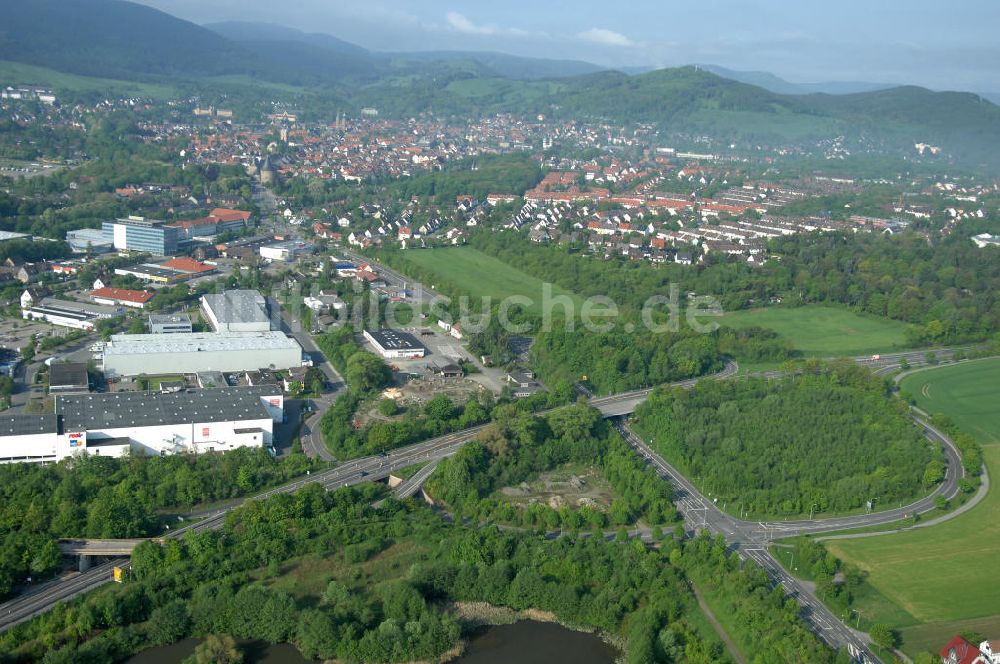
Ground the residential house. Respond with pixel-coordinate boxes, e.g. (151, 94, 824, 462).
(941, 636, 989, 664)
(20, 288, 48, 310)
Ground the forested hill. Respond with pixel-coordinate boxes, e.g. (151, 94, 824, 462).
(0, 0, 267, 80)
(5, 0, 1000, 167)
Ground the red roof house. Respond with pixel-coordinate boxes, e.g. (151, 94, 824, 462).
(209, 208, 252, 223)
(941, 636, 988, 664)
(91, 287, 154, 309)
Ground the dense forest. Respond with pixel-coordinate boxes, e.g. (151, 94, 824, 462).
(428, 404, 679, 530)
(0, 480, 844, 663)
(633, 361, 938, 517)
(0, 449, 318, 598)
(470, 230, 1000, 346)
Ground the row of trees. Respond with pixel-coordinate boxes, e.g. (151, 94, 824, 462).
(0, 449, 320, 598)
(633, 361, 937, 517)
(469, 229, 1000, 346)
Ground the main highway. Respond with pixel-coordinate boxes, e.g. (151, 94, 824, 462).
(0, 348, 976, 662)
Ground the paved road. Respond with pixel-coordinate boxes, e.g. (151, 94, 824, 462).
(393, 459, 442, 500)
(341, 249, 442, 308)
(268, 296, 344, 462)
(615, 421, 884, 662)
(0, 348, 972, 657)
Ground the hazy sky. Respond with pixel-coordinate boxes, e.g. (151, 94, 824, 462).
(135, 0, 1000, 91)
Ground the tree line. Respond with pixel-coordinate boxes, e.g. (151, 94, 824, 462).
(468, 229, 1000, 346)
(0, 449, 319, 598)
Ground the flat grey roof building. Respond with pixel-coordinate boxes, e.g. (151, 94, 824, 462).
(48, 362, 90, 394)
(149, 313, 193, 334)
(101, 331, 303, 377)
(201, 290, 272, 332)
(56, 386, 277, 431)
(0, 414, 58, 436)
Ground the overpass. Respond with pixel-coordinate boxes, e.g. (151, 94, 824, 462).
(58, 539, 149, 556)
(0, 348, 979, 661)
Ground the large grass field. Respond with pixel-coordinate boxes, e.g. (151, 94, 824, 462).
(720, 305, 911, 357)
(900, 358, 1000, 445)
(825, 359, 1000, 655)
(401, 247, 583, 315)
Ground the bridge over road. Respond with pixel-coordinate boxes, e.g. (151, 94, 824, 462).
(0, 348, 977, 660)
(58, 539, 148, 556)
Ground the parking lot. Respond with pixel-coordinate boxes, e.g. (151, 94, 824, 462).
(359, 327, 507, 394)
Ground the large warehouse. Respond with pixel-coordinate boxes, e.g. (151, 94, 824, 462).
(364, 329, 426, 359)
(201, 290, 273, 332)
(101, 331, 305, 377)
(0, 386, 283, 464)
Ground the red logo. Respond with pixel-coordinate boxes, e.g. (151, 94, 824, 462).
(202, 428, 209, 436)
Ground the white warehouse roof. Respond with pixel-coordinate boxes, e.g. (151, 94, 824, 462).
(103, 331, 300, 357)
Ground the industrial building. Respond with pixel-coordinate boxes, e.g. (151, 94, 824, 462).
(48, 362, 90, 395)
(0, 230, 32, 243)
(101, 331, 304, 378)
(364, 329, 426, 359)
(66, 228, 113, 254)
(22, 297, 123, 330)
(149, 313, 193, 334)
(101, 217, 180, 256)
(259, 240, 312, 263)
(91, 287, 154, 309)
(0, 386, 282, 464)
(200, 290, 273, 332)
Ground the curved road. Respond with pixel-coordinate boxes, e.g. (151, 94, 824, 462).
(0, 349, 977, 662)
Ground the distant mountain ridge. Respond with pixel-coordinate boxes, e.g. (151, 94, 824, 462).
(205, 20, 607, 80)
(2, 0, 1000, 168)
(696, 64, 896, 96)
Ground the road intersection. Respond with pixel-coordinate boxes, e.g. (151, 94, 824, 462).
(0, 348, 982, 663)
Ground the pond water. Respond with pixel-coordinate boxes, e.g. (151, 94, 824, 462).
(127, 620, 617, 664)
(125, 639, 311, 664)
(457, 620, 618, 664)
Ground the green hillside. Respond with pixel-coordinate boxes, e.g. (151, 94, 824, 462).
(4, 0, 1000, 168)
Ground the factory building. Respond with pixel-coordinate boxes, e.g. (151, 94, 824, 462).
(149, 313, 193, 334)
(364, 329, 426, 359)
(101, 217, 180, 256)
(22, 297, 123, 330)
(100, 331, 304, 378)
(66, 228, 113, 254)
(0, 386, 282, 464)
(259, 240, 312, 263)
(200, 289, 273, 332)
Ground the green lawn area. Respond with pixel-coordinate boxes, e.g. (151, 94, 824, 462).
(146, 374, 186, 390)
(0, 60, 178, 98)
(900, 358, 1000, 445)
(825, 360, 1000, 656)
(401, 247, 583, 315)
(720, 305, 911, 357)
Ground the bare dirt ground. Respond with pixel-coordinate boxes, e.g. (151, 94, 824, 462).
(499, 465, 615, 512)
